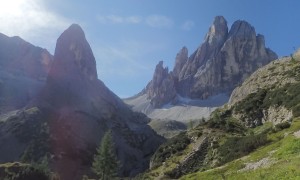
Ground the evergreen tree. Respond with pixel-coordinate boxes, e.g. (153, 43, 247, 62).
(92, 130, 119, 180)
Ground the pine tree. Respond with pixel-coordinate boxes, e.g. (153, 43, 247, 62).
(92, 130, 119, 180)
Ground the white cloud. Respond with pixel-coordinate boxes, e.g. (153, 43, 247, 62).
(145, 15, 174, 28)
(97, 15, 142, 24)
(0, 0, 71, 52)
(126, 16, 143, 24)
(182, 20, 195, 31)
(97, 14, 173, 28)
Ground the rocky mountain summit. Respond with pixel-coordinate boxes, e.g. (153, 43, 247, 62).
(141, 49, 300, 180)
(129, 16, 277, 111)
(0, 24, 164, 179)
(0, 33, 53, 113)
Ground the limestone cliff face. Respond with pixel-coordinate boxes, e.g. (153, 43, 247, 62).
(140, 16, 277, 108)
(176, 17, 277, 99)
(145, 61, 176, 108)
(173, 47, 188, 78)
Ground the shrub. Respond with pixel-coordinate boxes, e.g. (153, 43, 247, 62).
(217, 133, 269, 165)
(274, 121, 291, 131)
(151, 132, 190, 168)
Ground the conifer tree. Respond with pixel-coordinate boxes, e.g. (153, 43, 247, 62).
(92, 130, 118, 180)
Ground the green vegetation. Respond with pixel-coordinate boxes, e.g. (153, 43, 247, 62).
(180, 118, 300, 180)
(145, 118, 269, 179)
(208, 109, 245, 133)
(150, 132, 190, 169)
(217, 133, 269, 165)
(0, 161, 59, 180)
(234, 81, 300, 121)
(148, 119, 187, 138)
(92, 131, 119, 180)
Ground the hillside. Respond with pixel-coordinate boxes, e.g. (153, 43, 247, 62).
(0, 25, 164, 180)
(137, 50, 300, 179)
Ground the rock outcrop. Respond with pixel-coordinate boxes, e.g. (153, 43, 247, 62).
(131, 16, 277, 109)
(0, 33, 53, 113)
(173, 47, 188, 78)
(144, 61, 176, 108)
(228, 50, 300, 127)
(0, 24, 164, 180)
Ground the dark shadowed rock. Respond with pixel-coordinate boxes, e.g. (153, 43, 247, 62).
(0, 33, 53, 113)
(0, 33, 52, 80)
(0, 24, 164, 180)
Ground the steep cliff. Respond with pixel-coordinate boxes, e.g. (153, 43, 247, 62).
(127, 16, 277, 112)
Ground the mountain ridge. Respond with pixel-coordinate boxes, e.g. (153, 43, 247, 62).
(125, 16, 277, 125)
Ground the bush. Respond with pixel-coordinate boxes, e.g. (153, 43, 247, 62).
(217, 133, 269, 165)
(207, 109, 245, 133)
(274, 121, 291, 131)
(151, 132, 190, 168)
(0, 161, 54, 180)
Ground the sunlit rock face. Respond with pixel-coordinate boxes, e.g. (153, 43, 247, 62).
(138, 16, 277, 108)
(176, 16, 277, 99)
(144, 61, 176, 108)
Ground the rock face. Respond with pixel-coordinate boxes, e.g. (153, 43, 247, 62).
(173, 47, 188, 78)
(38, 24, 164, 179)
(0, 33, 53, 113)
(228, 51, 300, 127)
(144, 61, 176, 108)
(0, 33, 52, 80)
(0, 24, 164, 180)
(135, 16, 277, 109)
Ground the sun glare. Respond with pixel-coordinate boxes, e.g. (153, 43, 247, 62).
(0, 0, 25, 16)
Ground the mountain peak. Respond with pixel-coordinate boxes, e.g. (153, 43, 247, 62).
(173, 47, 188, 77)
(128, 16, 277, 109)
(213, 16, 227, 25)
(205, 16, 228, 44)
(49, 24, 97, 83)
(229, 20, 256, 38)
(36, 24, 164, 178)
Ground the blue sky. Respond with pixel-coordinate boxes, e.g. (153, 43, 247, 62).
(0, 0, 299, 97)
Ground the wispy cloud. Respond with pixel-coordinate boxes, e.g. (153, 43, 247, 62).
(97, 15, 142, 24)
(145, 15, 174, 28)
(94, 40, 167, 78)
(181, 20, 195, 31)
(0, 0, 71, 52)
(96, 14, 173, 28)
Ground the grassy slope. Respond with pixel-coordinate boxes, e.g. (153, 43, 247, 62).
(181, 118, 300, 180)
(139, 56, 300, 180)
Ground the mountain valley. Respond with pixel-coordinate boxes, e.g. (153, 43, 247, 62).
(0, 15, 299, 180)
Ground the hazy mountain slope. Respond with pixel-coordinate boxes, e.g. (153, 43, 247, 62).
(0, 33, 53, 113)
(0, 24, 164, 180)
